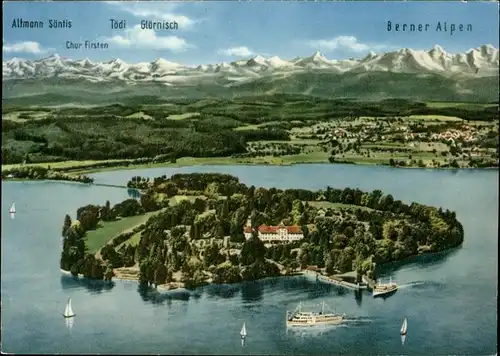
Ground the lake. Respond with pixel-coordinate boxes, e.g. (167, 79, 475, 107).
(1, 164, 498, 355)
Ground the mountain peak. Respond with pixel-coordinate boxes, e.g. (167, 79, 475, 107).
(364, 51, 378, 60)
(3, 45, 498, 84)
(432, 45, 445, 53)
(267, 55, 293, 67)
(153, 58, 177, 64)
(7, 57, 23, 63)
(312, 50, 326, 60)
(109, 58, 125, 65)
(246, 55, 268, 67)
(480, 44, 497, 55)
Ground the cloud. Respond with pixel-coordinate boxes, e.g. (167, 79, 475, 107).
(3, 40, 45, 54)
(218, 46, 254, 57)
(307, 36, 388, 53)
(105, 25, 193, 52)
(106, 2, 195, 28)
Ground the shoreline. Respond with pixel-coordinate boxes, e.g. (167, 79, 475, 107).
(60, 268, 188, 292)
(61, 244, 462, 293)
(60, 266, 308, 292)
(3, 159, 498, 181)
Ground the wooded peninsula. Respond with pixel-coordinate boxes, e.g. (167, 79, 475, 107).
(59, 173, 464, 290)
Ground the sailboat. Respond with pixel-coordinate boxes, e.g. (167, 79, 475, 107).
(240, 322, 247, 339)
(9, 202, 16, 214)
(63, 297, 76, 318)
(400, 317, 408, 335)
(400, 317, 408, 345)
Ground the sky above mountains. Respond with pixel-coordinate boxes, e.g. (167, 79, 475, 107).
(2, 1, 499, 65)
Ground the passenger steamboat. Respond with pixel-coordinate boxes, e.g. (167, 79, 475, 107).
(286, 301, 345, 327)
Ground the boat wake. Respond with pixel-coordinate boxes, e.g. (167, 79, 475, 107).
(342, 316, 375, 326)
(398, 280, 444, 290)
(286, 316, 374, 337)
(286, 323, 347, 337)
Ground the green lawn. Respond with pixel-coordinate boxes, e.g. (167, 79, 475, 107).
(408, 115, 463, 121)
(279, 151, 330, 164)
(85, 212, 157, 253)
(425, 102, 496, 109)
(167, 112, 200, 120)
(117, 231, 143, 249)
(169, 195, 206, 204)
(233, 124, 261, 131)
(114, 196, 204, 249)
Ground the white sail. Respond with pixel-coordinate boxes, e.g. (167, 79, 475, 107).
(9, 203, 16, 214)
(240, 322, 247, 337)
(63, 297, 75, 318)
(400, 317, 407, 335)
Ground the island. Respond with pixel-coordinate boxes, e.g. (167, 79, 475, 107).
(2, 97, 498, 182)
(59, 173, 464, 290)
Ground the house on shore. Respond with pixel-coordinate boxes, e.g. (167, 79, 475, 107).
(243, 222, 304, 244)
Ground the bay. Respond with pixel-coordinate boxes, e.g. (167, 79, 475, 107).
(1, 164, 497, 355)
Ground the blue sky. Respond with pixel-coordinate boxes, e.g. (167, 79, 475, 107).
(3, 1, 499, 64)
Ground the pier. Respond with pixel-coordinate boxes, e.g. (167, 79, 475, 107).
(362, 275, 377, 290)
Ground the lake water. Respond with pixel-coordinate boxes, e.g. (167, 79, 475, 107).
(1, 164, 498, 355)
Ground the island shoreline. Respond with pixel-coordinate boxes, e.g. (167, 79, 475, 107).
(58, 172, 466, 291)
(60, 244, 460, 293)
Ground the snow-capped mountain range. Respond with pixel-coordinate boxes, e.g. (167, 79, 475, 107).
(3, 45, 499, 85)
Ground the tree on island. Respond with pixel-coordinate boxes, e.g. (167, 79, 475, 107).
(62, 214, 72, 237)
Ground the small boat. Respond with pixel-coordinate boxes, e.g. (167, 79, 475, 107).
(400, 317, 408, 335)
(372, 277, 398, 297)
(9, 202, 16, 214)
(63, 297, 76, 318)
(286, 301, 345, 327)
(240, 322, 247, 339)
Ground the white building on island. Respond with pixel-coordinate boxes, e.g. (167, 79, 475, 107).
(243, 223, 304, 244)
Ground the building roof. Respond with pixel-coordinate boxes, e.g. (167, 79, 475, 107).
(256, 224, 303, 234)
(244, 223, 304, 234)
(305, 265, 320, 271)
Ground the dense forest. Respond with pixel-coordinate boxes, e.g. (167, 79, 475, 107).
(60, 173, 464, 289)
(3, 96, 498, 164)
